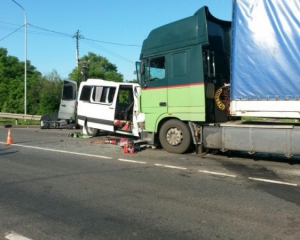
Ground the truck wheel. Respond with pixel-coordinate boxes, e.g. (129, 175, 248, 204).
(86, 126, 99, 137)
(159, 119, 191, 154)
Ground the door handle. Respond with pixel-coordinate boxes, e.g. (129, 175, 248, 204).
(61, 104, 66, 107)
(159, 102, 167, 106)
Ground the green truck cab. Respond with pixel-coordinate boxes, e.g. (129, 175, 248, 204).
(136, 6, 232, 153)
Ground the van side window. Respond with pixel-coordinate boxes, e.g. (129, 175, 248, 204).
(100, 87, 109, 102)
(80, 85, 92, 101)
(108, 87, 116, 103)
(92, 86, 116, 104)
(93, 86, 103, 102)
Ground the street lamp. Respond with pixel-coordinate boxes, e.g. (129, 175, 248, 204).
(12, 0, 27, 115)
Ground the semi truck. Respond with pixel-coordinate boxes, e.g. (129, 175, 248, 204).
(77, 0, 300, 157)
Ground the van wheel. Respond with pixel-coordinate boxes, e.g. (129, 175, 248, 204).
(159, 119, 191, 154)
(86, 126, 99, 137)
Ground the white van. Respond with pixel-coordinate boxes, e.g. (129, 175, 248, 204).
(77, 79, 142, 137)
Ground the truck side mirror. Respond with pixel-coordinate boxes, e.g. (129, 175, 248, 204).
(140, 61, 144, 74)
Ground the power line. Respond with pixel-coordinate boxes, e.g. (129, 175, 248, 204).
(0, 21, 141, 47)
(0, 24, 71, 38)
(0, 25, 21, 31)
(83, 37, 141, 47)
(0, 21, 139, 66)
(0, 20, 22, 26)
(81, 39, 135, 64)
(27, 23, 73, 37)
(30, 23, 142, 47)
(0, 24, 24, 41)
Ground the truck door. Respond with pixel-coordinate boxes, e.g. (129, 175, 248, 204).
(140, 56, 168, 132)
(58, 80, 77, 120)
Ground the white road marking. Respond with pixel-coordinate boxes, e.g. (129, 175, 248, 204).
(248, 177, 298, 186)
(5, 231, 32, 240)
(0, 142, 112, 159)
(118, 159, 146, 164)
(155, 164, 187, 170)
(2, 143, 298, 188)
(198, 170, 236, 178)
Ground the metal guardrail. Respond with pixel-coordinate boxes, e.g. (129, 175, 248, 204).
(0, 112, 41, 121)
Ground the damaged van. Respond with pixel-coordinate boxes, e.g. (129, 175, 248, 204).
(76, 79, 142, 137)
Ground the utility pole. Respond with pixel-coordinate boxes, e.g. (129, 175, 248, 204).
(80, 61, 89, 82)
(73, 30, 83, 83)
(73, 30, 89, 83)
(12, 0, 27, 115)
(75, 30, 80, 68)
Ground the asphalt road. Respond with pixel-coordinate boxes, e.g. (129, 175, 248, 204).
(0, 127, 300, 239)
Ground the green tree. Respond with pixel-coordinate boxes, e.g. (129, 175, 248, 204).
(0, 48, 65, 115)
(68, 52, 123, 85)
(36, 70, 63, 115)
(38, 78, 62, 115)
(0, 47, 42, 114)
(26, 64, 44, 114)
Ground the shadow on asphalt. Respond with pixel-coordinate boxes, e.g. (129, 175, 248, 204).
(0, 147, 18, 155)
(0, 150, 18, 155)
(207, 150, 300, 165)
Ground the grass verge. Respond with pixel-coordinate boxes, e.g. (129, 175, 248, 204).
(0, 117, 39, 126)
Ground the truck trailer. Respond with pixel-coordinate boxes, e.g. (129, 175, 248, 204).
(135, 0, 300, 156)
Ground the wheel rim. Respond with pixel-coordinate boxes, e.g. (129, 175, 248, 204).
(166, 127, 183, 146)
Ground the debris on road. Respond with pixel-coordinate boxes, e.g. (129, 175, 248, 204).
(91, 138, 118, 145)
(123, 138, 136, 154)
(118, 137, 128, 147)
(68, 132, 92, 138)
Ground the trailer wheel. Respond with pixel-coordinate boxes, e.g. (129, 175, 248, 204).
(159, 119, 191, 154)
(86, 125, 99, 137)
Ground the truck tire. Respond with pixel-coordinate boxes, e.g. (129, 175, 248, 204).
(86, 126, 99, 137)
(159, 119, 192, 154)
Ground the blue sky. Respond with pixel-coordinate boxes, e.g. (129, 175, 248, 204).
(0, 0, 232, 81)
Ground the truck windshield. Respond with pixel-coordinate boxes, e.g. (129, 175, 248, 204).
(145, 57, 165, 82)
